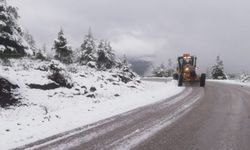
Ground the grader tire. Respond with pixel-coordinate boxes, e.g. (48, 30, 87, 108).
(178, 74, 183, 87)
(200, 73, 206, 87)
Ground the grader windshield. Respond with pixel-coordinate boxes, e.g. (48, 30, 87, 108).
(178, 55, 196, 69)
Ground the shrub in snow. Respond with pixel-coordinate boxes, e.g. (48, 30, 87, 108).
(52, 29, 73, 64)
(0, 45, 5, 51)
(240, 73, 250, 83)
(114, 94, 120, 97)
(211, 56, 227, 80)
(71, 48, 81, 63)
(96, 40, 115, 70)
(114, 55, 138, 83)
(87, 61, 96, 68)
(90, 86, 97, 92)
(13, 59, 35, 70)
(226, 73, 237, 80)
(35, 44, 47, 61)
(119, 55, 131, 71)
(36, 65, 48, 71)
(0, 1, 31, 58)
(79, 28, 97, 65)
(48, 60, 73, 88)
(152, 63, 166, 77)
(67, 64, 79, 74)
(152, 61, 174, 77)
(0, 58, 11, 66)
(35, 43, 48, 61)
(36, 49, 47, 61)
(0, 77, 20, 107)
(86, 93, 96, 98)
(117, 71, 136, 83)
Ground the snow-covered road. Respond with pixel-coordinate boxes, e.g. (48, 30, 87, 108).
(0, 79, 184, 150)
(16, 81, 197, 150)
(15, 81, 250, 150)
(134, 81, 250, 150)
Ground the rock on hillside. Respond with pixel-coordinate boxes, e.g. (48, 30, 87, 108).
(0, 77, 20, 107)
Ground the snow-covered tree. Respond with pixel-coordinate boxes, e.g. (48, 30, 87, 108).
(115, 55, 137, 83)
(71, 48, 81, 63)
(36, 43, 47, 60)
(48, 60, 73, 88)
(211, 56, 227, 79)
(152, 63, 166, 77)
(0, 0, 31, 58)
(240, 72, 250, 82)
(227, 73, 237, 80)
(23, 29, 37, 54)
(52, 29, 73, 64)
(79, 28, 97, 66)
(152, 59, 175, 77)
(97, 40, 115, 70)
(120, 55, 131, 72)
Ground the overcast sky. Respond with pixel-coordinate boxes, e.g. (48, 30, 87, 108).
(9, 0, 250, 73)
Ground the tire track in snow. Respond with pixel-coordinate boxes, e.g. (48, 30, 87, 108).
(16, 87, 203, 150)
(108, 89, 203, 150)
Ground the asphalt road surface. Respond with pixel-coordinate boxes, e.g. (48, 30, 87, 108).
(18, 81, 250, 150)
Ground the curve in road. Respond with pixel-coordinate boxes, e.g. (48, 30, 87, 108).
(17, 81, 250, 150)
(135, 82, 250, 150)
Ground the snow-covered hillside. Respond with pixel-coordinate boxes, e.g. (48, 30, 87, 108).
(0, 58, 184, 149)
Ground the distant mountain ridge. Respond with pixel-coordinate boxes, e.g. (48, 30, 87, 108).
(128, 56, 153, 76)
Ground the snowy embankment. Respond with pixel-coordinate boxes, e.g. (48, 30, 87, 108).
(0, 59, 184, 149)
(209, 79, 250, 87)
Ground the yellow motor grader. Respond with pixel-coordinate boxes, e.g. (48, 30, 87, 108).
(173, 53, 206, 87)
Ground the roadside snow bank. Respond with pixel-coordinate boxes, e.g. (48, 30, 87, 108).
(209, 79, 250, 87)
(0, 59, 184, 149)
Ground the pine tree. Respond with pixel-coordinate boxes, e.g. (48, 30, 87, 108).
(165, 59, 175, 77)
(211, 56, 227, 79)
(36, 43, 47, 60)
(79, 28, 97, 66)
(0, 0, 30, 58)
(52, 29, 72, 64)
(121, 55, 131, 72)
(97, 40, 115, 70)
(23, 29, 36, 54)
(116, 55, 136, 83)
(96, 40, 105, 70)
(105, 41, 115, 68)
(72, 48, 81, 63)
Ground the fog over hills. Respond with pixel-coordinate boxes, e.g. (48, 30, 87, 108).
(128, 56, 154, 76)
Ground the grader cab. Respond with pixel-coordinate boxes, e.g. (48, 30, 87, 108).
(173, 53, 206, 87)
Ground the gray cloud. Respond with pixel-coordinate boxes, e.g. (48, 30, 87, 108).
(9, 0, 250, 73)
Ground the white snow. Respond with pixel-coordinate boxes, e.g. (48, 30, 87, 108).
(0, 20, 6, 26)
(114, 90, 203, 150)
(209, 79, 250, 87)
(0, 45, 5, 52)
(7, 46, 15, 52)
(0, 59, 184, 149)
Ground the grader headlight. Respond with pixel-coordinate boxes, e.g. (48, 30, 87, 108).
(184, 67, 189, 72)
